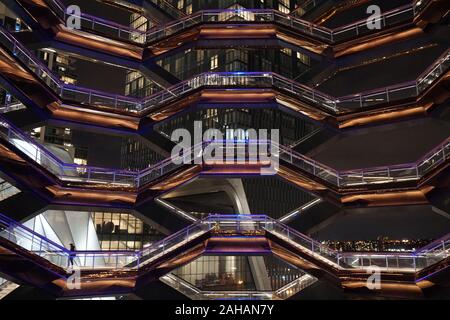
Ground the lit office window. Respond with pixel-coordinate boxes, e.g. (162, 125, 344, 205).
(296, 51, 310, 66)
(92, 212, 163, 250)
(60, 76, 76, 84)
(281, 48, 292, 56)
(210, 54, 219, 70)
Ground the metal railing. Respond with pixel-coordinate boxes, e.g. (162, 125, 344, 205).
(46, 0, 147, 43)
(160, 273, 318, 300)
(2, 27, 449, 116)
(336, 49, 450, 110)
(0, 116, 448, 188)
(0, 116, 139, 187)
(278, 198, 323, 223)
(1, 26, 449, 115)
(41, 0, 414, 45)
(1, 213, 449, 275)
(0, 212, 212, 272)
(277, 138, 450, 187)
(208, 214, 450, 272)
(145, 6, 414, 44)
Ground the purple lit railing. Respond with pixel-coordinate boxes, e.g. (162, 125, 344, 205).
(0, 115, 448, 188)
(0, 212, 71, 269)
(1, 27, 449, 115)
(0, 27, 143, 112)
(0, 115, 139, 186)
(46, 0, 147, 43)
(337, 49, 450, 109)
(0, 113, 206, 187)
(330, 5, 414, 42)
(145, 5, 414, 44)
(212, 214, 450, 272)
(160, 272, 318, 300)
(1, 213, 449, 274)
(0, 211, 211, 271)
(43, 1, 414, 45)
(45, 0, 186, 44)
(277, 138, 450, 187)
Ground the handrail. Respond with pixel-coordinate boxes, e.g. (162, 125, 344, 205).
(1, 27, 449, 116)
(160, 272, 318, 299)
(46, 0, 147, 44)
(332, 4, 410, 33)
(278, 198, 323, 223)
(1, 213, 448, 274)
(0, 212, 70, 253)
(337, 48, 450, 100)
(0, 115, 448, 188)
(0, 211, 213, 271)
(144, 5, 414, 44)
(415, 232, 450, 255)
(278, 137, 449, 186)
(41, 0, 414, 45)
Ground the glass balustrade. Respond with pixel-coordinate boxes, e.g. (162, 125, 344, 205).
(40, 0, 415, 46)
(0, 212, 212, 271)
(0, 116, 448, 188)
(337, 51, 450, 110)
(208, 215, 450, 272)
(145, 6, 414, 44)
(1, 27, 448, 116)
(45, 0, 147, 43)
(160, 259, 318, 300)
(1, 213, 449, 274)
(0, 118, 138, 186)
